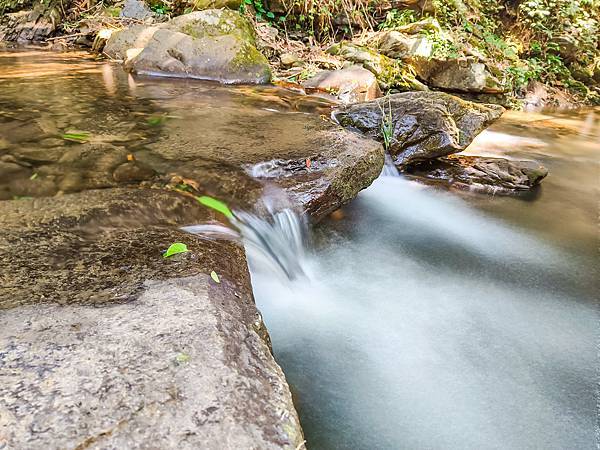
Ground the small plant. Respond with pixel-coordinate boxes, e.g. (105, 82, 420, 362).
(240, 0, 275, 22)
(378, 9, 417, 30)
(378, 96, 393, 151)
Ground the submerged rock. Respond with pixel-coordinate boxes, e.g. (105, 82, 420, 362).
(302, 65, 381, 103)
(405, 155, 548, 194)
(104, 10, 271, 84)
(333, 91, 504, 166)
(0, 188, 304, 449)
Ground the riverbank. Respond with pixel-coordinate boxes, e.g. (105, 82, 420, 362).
(2, 0, 599, 109)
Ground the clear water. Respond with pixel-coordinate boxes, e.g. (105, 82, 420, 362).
(250, 110, 599, 449)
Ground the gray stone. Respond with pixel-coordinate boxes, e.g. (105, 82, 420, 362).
(120, 0, 155, 20)
(104, 10, 271, 84)
(0, 189, 303, 449)
(302, 66, 381, 103)
(410, 56, 506, 94)
(334, 91, 504, 166)
(406, 155, 549, 193)
(369, 30, 433, 59)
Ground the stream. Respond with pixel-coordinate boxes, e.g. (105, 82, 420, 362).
(1, 49, 598, 450)
(250, 111, 599, 449)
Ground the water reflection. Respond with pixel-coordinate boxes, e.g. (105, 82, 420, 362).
(0, 48, 334, 201)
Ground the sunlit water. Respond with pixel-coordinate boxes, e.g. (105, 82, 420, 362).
(250, 111, 599, 449)
(2, 49, 599, 450)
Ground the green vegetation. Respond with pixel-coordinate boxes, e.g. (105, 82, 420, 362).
(249, 0, 599, 104)
(163, 242, 189, 258)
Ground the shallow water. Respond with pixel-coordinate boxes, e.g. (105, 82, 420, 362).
(2, 49, 599, 450)
(250, 110, 599, 449)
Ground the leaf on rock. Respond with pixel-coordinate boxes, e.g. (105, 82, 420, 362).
(197, 196, 234, 219)
(61, 132, 90, 143)
(163, 242, 189, 258)
(210, 271, 220, 283)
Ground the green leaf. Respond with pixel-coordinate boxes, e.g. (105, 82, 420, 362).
(163, 242, 189, 258)
(196, 196, 233, 219)
(61, 132, 90, 143)
(266, 11, 275, 18)
(175, 353, 190, 364)
(146, 115, 165, 126)
(210, 271, 220, 283)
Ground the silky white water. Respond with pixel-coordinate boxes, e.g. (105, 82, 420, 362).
(249, 112, 599, 450)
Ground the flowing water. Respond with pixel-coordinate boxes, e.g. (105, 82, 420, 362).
(250, 110, 600, 449)
(2, 49, 599, 450)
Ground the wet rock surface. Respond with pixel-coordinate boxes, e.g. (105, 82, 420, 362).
(302, 65, 381, 103)
(104, 10, 271, 84)
(0, 51, 385, 449)
(0, 188, 304, 449)
(334, 91, 504, 166)
(405, 155, 549, 194)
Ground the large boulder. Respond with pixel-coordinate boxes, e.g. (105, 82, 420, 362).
(0, 189, 304, 449)
(333, 91, 504, 166)
(302, 65, 381, 104)
(405, 155, 548, 194)
(0, 4, 61, 42)
(104, 9, 271, 84)
(410, 56, 506, 94)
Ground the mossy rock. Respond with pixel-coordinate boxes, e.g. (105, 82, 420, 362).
(104, 9, 271, 84)
(327, 41, 426, 91)
(333, 91, 504, 166)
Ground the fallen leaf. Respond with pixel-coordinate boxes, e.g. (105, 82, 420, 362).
(61, 132, 90, 143)
(127, 154, 135, 161)
(163, 242, 189, 258)
(197, 196, 233, 219)
(29, 173, 38, 180)
(306, 158, 311, 168)
(175, 353, 190, 364)
(210, 271, 220, 283)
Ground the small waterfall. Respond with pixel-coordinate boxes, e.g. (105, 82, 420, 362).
(182, 201, 309, 281)
(382, 152, 400, 177)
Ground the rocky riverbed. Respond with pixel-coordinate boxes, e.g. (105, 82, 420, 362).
(0, 42, 542, 448)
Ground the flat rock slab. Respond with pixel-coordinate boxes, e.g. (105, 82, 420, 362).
(0, 188, 303, 449)
(334, 91, 504, 166)
(405, 155, 549, 194)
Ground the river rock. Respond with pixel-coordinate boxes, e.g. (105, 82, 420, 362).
(104, 10, 271, 84)
(369, 30, 433, 59)
(120, 0, 155, 20)
(302, 66, 381, 103)
(327, 42, 427, 91)
(333, 91, 504, 166)
(0, 4, 61, 42)
(0, 188, 304, 449)
(112, 161, 156, 182)
(410, 56, 506, 94)
(405, 155, 549, 193)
